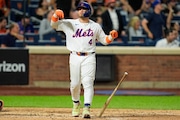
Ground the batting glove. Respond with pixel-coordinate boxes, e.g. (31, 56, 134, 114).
(51, 9, 64, 22)
(106, 30, 118, 44)
(110, 30, 118, 39)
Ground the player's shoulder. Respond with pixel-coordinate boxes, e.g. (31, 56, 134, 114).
(89, 19, 101, 27)
(89, 19, 96, 24)
(63, 18, 77, 22)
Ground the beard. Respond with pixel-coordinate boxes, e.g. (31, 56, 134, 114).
(109, 4, 115, 9)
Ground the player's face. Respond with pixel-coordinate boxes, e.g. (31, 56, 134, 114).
(77, 7, 88, 18)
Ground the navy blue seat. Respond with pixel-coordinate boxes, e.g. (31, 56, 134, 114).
(11, 0, 28, 11)
(108, 36, 128, 46)
(16, 40, 37, 47)
(28, 5, 38, 17)
(172, 16, 180, 21)
(15, 40, 25, 47)
(127, 36, 148, 46)
(42, 33, 62, 45)
(29, 0, 40, 5)
(25, 33, 39, 45)
(96, 36, 128, 46)
(38, 40, 58, 46)
(10, 0, 29, 22)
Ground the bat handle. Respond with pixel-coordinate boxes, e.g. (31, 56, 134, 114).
(98, 101, 109, 117)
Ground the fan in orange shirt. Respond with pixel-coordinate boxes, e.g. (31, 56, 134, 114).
(0, 0, 10, 17)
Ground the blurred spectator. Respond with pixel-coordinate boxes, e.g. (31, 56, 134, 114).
(163, 0, 179, 15)
(171, 22, 180, 41)
(1, 23, 24, 48)
(155, 28, 179, 47)
(139, 0, 154, 19)
(56, 0, 74, 18)
(171, 21, 180, 33)
(162, 0, 177, 28)
(39, 10, 56, 40)
(91, 6, 104, 25)
(141, 0, 171, 45)
(119, 0, 134, 15)
(128, 16, 144, 41)
(36, 0, 49, 20)
(101, 0, 126, 39)
(121, 0, 146, 16)
(0, 16, 7, 34)
(69, 0, 79, 19)
(95, 15, 103, 26)
(0, 0, 10, 18)
(17, 16, 34, 34)
(47, 0, 56, 9)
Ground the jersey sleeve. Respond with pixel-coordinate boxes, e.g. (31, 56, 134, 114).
(50, 19, 71, 32)
(95, 23, 109, 45)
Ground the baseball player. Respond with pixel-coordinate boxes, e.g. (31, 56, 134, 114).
(51, 1, 118, 118)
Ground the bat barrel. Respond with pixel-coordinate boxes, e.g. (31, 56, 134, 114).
(98, 72, 128, 117)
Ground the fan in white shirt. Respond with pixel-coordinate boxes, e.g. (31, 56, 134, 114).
(155, 29, 179, 48)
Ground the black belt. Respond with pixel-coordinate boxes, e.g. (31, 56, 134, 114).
(71, 51, 95, 56)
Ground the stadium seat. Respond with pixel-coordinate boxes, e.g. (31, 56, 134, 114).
(37, 40, 58, 46)
(42, 33, 62, 45)
(24, 33, 39, 45)
(15, 40, 24, 47)
(172, 15, 180, 21)
(171, 15, 180, 24)
(28, 4, 39, 17)
(96, 36, 128, 46)
(10, 0, 29, 22)
(127, 36, 148, 46)
(16, 39, 38, 47)
(29, 0, 40, 5)
(10, 0, 29, 15)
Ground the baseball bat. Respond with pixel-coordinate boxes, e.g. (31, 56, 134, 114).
(98, 72, 128, 117)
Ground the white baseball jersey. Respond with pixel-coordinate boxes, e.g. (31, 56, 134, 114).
(51, 19, 108, 52)
(51, 18, 111, 106)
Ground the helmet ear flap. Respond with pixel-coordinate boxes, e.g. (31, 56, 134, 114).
(84, 9, 91, 17)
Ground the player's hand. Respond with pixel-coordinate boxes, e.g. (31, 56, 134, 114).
(55, 9, 64, 19)
(51, 9, 64, 22)
(110, 30, 118, 39)
(106, 30, 118, 44)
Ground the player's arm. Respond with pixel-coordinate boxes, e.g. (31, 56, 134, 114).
(97, 29, 118, 45)
(50, 9, 64, 30)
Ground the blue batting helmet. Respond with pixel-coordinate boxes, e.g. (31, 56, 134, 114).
(77, 2, 92, 17)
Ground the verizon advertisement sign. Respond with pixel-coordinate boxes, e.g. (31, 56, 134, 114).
(0, 48, 29, 85)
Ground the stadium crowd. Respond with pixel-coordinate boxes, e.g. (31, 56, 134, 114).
(0, 0, 179, 47)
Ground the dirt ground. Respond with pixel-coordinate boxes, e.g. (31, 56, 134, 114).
(0, 86, 180, 120)
(1, 108, 180, 120)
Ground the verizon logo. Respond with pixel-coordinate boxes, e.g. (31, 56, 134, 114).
(0, 61, 26, 72)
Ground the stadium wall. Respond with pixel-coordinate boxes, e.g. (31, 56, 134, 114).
(28, 46, 180, 89)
